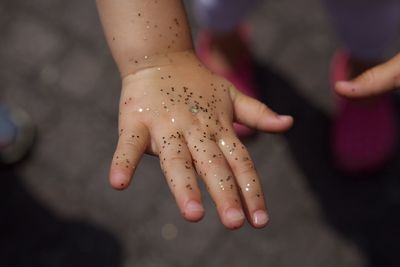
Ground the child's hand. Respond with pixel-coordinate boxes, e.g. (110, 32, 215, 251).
(335, 53, 400, 98)
(109, 50, 293, 229)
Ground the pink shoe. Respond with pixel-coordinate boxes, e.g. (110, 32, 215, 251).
(331, 50, 397, 174)
(196, 28, 259, 137)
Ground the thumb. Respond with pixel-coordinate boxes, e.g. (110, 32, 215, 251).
(335, 53, 400, 98)
(231, 88, 293, 133)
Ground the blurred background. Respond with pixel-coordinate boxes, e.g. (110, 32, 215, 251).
(1, 0, 400, 266)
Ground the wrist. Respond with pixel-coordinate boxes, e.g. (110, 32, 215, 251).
(121, 49, 199, 82)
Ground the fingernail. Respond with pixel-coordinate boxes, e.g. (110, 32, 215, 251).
(336, 81, 354, 89)
(226, 208, 245, 222)
(253, 210, 269, 226)
(113, 170, 125, 179)
(110, 171, 128, 189)
(186, 200, 204, 213)
(277, 115, 292, 121)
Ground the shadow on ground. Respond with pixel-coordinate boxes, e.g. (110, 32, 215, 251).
(0, 168, 122, 267)
(254, 62, 400, 267)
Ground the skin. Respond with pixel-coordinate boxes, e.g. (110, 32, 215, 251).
(336, 53, 400, 98)
(96, 0, 293, 229)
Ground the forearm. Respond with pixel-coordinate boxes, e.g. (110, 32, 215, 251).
(96, 0, 193, 77)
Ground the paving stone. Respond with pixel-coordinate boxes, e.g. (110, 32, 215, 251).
(58, 46, 105, 98)
(0, 13, 65, 75)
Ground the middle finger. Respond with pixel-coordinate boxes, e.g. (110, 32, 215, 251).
(185, 128, 245, 229)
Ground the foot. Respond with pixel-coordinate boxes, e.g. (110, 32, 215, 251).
(331, 50, 397, 174)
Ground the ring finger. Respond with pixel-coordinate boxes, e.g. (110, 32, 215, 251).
(185, 129, 246, 229)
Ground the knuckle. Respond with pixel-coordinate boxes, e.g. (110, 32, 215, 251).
(119, 131, 144, 147)
(163, 155, 188, 169)
(361, 69, 377, 84)
(255, 103, 272, 129)
(196, 158, 227, 175)
(394, 73, 400, 88)
(232, 160, 255, 176)
(112, 154, 136, 170)
(208, 157, 226, 168)
(247, 192, 264, 202)
(169, 156, 188, 162)
(256, 103, 269, 117)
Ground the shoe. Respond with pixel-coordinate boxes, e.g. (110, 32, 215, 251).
(196, 27, 259, 137)
(331, 50, 397, 174)
(0, 105, 35, 165)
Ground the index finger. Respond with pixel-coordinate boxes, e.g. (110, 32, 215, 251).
(335, 53, 400, 98)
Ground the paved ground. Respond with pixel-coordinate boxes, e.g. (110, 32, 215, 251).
(1, 0, 400, 266)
